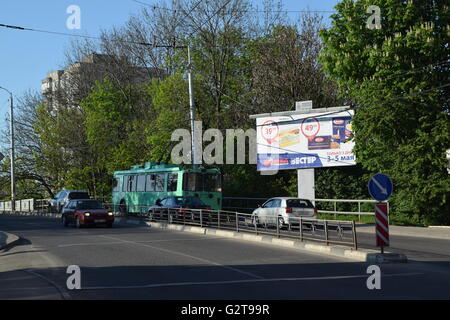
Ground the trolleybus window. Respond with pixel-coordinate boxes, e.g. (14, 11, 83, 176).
(168, 174, 178, 192)
(146, 174, 155, 192)
(136, 175, 146, 192)
(125, 175, 137, 192)
(204, 173, 221, 192)
(113, 178, 120, 192)
(155, 174, 165, 192)
(183, 173, 221, 192)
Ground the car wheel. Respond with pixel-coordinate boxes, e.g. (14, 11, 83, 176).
(277, 217, 285, 230)
(62, 215, 69, 227)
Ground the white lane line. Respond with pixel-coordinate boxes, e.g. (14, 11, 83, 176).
(57, 237, 232, 248)
(58, 241, 125, 248)
(23, 270, 71, 300)
(99, 235, 264, 280)
(81, 272, 424, 291)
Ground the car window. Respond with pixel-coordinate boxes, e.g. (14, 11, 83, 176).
(57, 191, 66, 199)
(68, 192, 89, 200)
(160, 198, 168, 206)
(175, 197, 204, 207)
(76, 200, 103, 210)
(286, 199, 314, 208)
(262, 200, 273, 208)
(272, 199, 282, 207)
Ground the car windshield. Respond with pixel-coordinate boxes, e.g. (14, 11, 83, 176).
(76, 200, 103, 210)
(69, 192, 90, 200)
(286, 199, 314, 208)
(174, 197, 205, 207)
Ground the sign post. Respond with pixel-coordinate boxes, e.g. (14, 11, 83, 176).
(368, 174, 393, 254)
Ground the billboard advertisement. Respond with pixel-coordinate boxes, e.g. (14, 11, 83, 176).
(256, 110, 356, 171)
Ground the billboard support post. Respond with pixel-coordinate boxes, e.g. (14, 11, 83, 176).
(296, 101, 315, 202)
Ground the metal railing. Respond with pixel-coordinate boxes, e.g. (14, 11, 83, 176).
(112, 203, 358, 250)
(0, 198, 358, 249)
(0, 199, 50, 213)
(223, 197, 388, 222)
(312, 198, 388, 222)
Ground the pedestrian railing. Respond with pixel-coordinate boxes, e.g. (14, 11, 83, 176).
(0, 199, 50, 213)
(0, 198, 358, 249)
(223, 197, 389, 222)
(109, 203, 358, 250)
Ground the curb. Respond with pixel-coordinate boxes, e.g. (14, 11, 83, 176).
(366, 253, 408, 264)
(139, 220, 386, 263)
(0, 212, 61, 218)
(0, 231, 20, 251)
(357, 225, 450, 240)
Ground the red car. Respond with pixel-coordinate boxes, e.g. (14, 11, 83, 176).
(62, 199, 114, 228)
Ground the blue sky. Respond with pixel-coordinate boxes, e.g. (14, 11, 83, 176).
(0, 0, 339, 121)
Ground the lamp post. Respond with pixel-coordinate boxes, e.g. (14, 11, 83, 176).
(0, 86, 15, 212)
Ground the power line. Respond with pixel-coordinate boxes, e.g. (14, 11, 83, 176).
(0, 23, 176, 48)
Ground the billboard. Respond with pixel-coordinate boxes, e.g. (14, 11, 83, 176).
(256, 110, 356, 171)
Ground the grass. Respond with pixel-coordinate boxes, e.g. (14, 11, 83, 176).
(317, 213, 375, 224)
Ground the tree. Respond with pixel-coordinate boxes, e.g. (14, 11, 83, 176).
(250, 14, 340, 114)
(82, 78, 154, 197)
(319, 0, 450, 225)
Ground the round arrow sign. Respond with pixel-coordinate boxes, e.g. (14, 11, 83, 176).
(368, 174, 393, 201)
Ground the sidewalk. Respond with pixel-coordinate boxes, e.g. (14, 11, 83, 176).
(0, 231, 20, 250)
(356, 224, 450, 240)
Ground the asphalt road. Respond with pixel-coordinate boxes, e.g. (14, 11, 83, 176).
(1, 215, 450, 300)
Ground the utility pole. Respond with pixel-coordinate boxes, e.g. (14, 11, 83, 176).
(0, 86, 15, 212)
(187, 45, 198, 168)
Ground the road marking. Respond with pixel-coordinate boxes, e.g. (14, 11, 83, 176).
(23, 270, 71, 300)
(80, 272, 424, 291)
(58, 237, 233, 248)
(99, 235, 264, 280)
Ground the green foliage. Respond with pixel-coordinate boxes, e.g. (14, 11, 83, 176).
(319, 0, 450, 225)
(147, 74, 192, 162)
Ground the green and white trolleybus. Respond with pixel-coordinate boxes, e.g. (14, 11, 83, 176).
(112, 162, 222, 214)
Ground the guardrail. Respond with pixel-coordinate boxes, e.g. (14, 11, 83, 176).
(0, 199, 50, 213)
(223, 197, 388, 222)
(110, 203, 358, 250)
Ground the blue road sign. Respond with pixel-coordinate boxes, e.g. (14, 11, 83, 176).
(368, 174, 393, 201)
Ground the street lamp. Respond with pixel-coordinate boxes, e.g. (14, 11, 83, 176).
(0, 86, 15, 212)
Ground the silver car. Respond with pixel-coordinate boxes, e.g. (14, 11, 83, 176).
(251, 197, 317, 227)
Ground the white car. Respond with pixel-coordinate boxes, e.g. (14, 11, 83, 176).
(251, 197, 317, 228)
